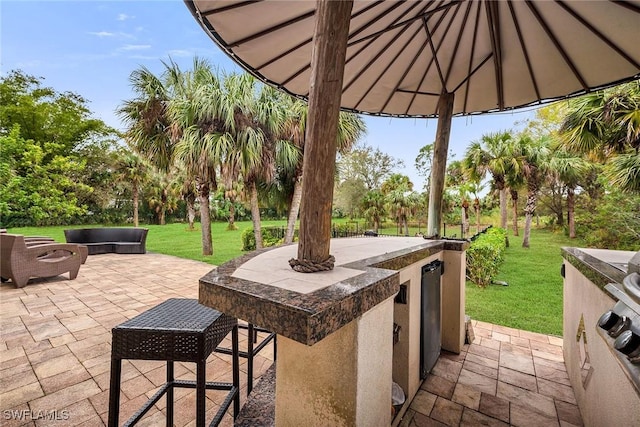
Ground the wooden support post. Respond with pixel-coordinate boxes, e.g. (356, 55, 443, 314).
(291, 0, 353, 272)
(427, 92, 455, 238)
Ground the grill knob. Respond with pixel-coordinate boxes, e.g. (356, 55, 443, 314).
(598, 311, 620, 330)
(614, 330, 640, 357)
(598, 311, 631, 338)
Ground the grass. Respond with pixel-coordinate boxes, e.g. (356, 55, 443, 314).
(8, 220, 577, 336)
(465, 227, 581, 337)
(8, 220, 288, 266)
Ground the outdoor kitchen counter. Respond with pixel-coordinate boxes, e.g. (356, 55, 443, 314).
(199, 236, 467, 346)
(562, 246, 637, 297)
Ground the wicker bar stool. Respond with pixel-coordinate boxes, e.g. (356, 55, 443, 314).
(108, 298, 240, 427)
(216, 323, 276, 394)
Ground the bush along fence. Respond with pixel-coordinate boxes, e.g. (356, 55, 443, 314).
(242, 223, 393, 251)
(466, 227, 508, 288)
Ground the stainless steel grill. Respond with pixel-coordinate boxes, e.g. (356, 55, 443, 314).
(597, 252, 640, 395)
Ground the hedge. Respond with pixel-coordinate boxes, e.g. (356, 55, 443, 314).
(466, 227, 507, 288)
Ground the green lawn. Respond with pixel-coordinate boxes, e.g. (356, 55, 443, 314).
(8, 221, 577, 336)
(8, 220, 289, 266)
(465, 228, 581, 337)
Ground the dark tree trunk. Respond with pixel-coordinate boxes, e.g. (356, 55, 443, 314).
(499, 187, 508, 229)
(249, 181, 263, 249)
(186, 199, 196, 231)
(510, 188, 519, 236)
(522, 176, 539, 248)
(567, 186, 576, 238)
(285, 176, 302, 244)
(132, 184, 139, 227)
(197, 180, 213, 256)
(228, 201, 237, 231)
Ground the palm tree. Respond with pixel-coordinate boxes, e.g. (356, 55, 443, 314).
(469, 181, 485, 233)
(361, 190, 386, 232)
(117, 66, 173, 172)
(505, 137, 527, 236)
(463, 131, 514, 230)
(175, 166, 197, 230)
(561, 82, 640, 194)
(145, 167, 179, 225)
(381, 174, 415, 235)
(225, 74, 277, 249)
(547, 149, 591, 238)
(386, 189, 417, 236)
(113, 150, 149, 227)
(167, 58, 229, 255)
(607, 152, 640, 193)
(561, 81, 640, 156)
(219, 162, 242, 231)
(280, 98, 366, 244)
(521, 136, 551, 248)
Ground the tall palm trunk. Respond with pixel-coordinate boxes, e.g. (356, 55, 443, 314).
(285, 176, 303, 244)
(186, 200, 196, 231)
(197, 180, 213, 255)
(249, 181, 263, 249)
(132, 184, 139, 227)
(461, 204, 468, 237)
(227, 197, 237, 230)
(474, 198, 481, 233)
(510, 189, 519, 236)
(522, 180, 539, 248)
(402, 214, 409, 236)
(159, 188, 168, 225)
(499, 187, 508, 229)
(567, 186, 576, 238)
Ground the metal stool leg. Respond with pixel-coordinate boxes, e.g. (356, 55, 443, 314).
(247, 323, 254, 394)
(232, 324, 240, 418)
(166, 361, 174, 427)
(108, 357, 122, 427)
(196, 358, 206, 427)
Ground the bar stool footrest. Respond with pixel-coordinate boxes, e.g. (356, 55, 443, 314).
(122, 380, 239, 427)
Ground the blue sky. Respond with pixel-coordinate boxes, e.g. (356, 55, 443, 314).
(2, 1, 539, 189)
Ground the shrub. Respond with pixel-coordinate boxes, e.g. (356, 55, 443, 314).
(241, 226, 288, 251)
(466, 227, 507, 288)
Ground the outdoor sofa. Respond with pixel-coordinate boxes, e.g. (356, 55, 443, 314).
(0, 233, 85, 288)
(64, 227, 148, 255)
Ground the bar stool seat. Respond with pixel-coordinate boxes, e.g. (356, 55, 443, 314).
(108, 298, 240, 427)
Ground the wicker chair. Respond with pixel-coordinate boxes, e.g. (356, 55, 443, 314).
(0, 233, 84, 288)
(23, 237, 88, 264)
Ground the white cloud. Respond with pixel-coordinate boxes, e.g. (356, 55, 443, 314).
(89, 31, 116, 38)
(166, 49, 192, 57)
(120, 44, 151, 51)
(128, 55, 159, 61)
(88, 31, 135, 40)
(117, 13, 134, 21)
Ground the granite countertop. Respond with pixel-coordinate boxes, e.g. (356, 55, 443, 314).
(562, 247, 637, 298)
(199, 237, 467, 346)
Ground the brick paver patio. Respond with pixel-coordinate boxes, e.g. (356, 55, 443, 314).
(400, 321, 583, 427)
(0, 253, 273, 427)
(1, 253, 582, 426)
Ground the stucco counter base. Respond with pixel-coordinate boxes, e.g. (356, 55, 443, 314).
(199, 237, 468, 427)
